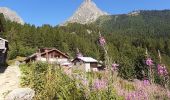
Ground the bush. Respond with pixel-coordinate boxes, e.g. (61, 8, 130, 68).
(20, 62, 122, 100)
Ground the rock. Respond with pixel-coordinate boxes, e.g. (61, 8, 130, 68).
(0, 7, 24, 25)
(64, 0, 108, 25)
(5, 88, 35, 100)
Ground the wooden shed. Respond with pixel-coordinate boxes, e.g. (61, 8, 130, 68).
(72, 57, 99, 72)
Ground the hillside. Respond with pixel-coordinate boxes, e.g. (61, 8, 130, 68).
(0, 14, 5, 33)
(95, 10, 170, 35)
(0, 9, 170, 81)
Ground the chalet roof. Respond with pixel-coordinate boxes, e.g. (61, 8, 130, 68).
(24, 53, 37, 61)
(0, 37, 8, 42)
(40, 49, 69, 58)
(25, 48, 69, 61)
(76, 57, 98, 63)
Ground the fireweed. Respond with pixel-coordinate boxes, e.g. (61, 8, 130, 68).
(93, 79, 107, 90)
(98, 33, 118, 99)
(146, 58, 154, 84)
(157, 50, 169, 88)
(99, 35, 106, 46)
(157, 64, 169, 87)
(143, 79, 150, 86)
(125, 89, 148, 100)
(146, 58, 154, 66)
(112, 63, 119, 71)
(157, 64, 168, 76)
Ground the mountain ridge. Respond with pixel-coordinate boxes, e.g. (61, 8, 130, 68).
(0, 7, 24, 25)
(64, 0, 108, 25)
(94, 9, 170, 34)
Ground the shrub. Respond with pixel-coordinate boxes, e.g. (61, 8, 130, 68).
(20, 62, 123, 100)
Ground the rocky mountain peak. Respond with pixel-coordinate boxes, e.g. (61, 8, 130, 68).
(85, 0, 91, 2)
(64, 0, 108, 25)
(0, 7, 24, 25)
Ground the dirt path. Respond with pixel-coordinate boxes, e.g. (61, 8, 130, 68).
(0, 66, 21, 100)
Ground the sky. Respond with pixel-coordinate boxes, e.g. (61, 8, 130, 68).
(0, 0, 170, 26)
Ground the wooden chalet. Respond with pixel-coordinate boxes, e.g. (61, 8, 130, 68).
(25, 48, 71, 66)
(0, 37, 8, 65)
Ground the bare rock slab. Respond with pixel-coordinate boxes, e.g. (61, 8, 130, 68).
(5, 88, 35, 100)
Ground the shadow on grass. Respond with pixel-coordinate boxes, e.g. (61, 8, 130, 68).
(0, 63, 8, 73)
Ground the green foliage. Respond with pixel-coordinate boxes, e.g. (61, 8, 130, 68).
(0, 10, 170, 80)
(20, 63, 85, 100)
(88, 89, 124, 100)
(20, 63, 122, 100)
(118, 79, 135, 92)
(0, 13, 6, 36)
(118, 55, 136, 80)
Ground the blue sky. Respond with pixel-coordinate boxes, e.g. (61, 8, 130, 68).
(0, 0, 170, 26)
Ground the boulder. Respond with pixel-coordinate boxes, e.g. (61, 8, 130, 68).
(5, 88, 35, 100)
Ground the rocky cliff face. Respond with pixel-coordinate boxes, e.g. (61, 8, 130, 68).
(65, 0, 108, 24)
(0, 7, 24, 25)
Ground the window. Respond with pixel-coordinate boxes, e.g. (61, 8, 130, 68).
(0, 40, 5, 49)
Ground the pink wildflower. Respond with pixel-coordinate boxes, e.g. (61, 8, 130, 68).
(112, 63, 119, 71)
(99, 36, 106, 46)
(93, 79, 107, 90)
(143, 79, 150, 85)
(157, 64, 168, 76)
(82, 79, 88, 86)
(167, 91, 170, 99)
(131, 92, 136, 99)
(157, 64, 164, 75)
(162, 65, 168, 76)
(126, 94, 131, 100)
(146, 58, 154, 66)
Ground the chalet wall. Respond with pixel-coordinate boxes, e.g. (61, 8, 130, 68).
(85, 63, 91, 72)
(73, 60, 97, 72)
(90, 62, 97, 68)
(0, 51, 7, 64)
(0, 38, 8, 65)
(72, 60, 86, 71)
(36, 57, 68, 64)
(0, 39, 5, 49)
(26, 49, 69, 63)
